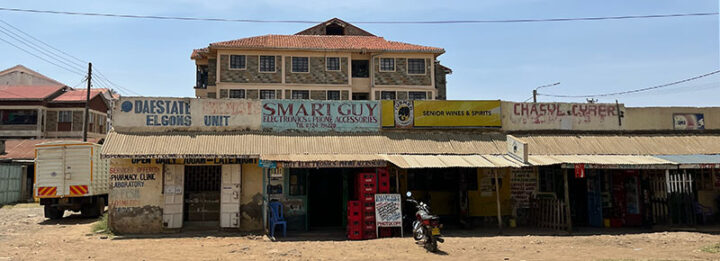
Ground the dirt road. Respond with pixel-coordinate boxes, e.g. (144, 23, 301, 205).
(1, 204, 719, 261)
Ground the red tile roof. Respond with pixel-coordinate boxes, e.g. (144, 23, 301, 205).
(52, 89, 104, 102)
(0, 138, 100, 160)
(208, 35, 444, 54)
(191, 48, 209, 59)
(0, 85, 64, 100)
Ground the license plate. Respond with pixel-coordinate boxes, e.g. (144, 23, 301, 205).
(431, 227, 440, 235)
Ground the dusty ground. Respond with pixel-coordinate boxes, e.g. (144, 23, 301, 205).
(1, 204, 720, 261)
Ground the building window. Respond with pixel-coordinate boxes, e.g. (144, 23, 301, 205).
(260, 90, 276, 99)
(407, 59, 426, 75)
(229, 55, 246, 69)
(291, 57, 309, 73)
(380, 91, 396, 100)
(259, 56, 275, 72)
(326, 57, 340, 71)
(58, 111, 72, 123)
(327, 91, 340, 100)
(409, 91, 427, 100)
(379, 58, 395, 72)
(351, 60, 369, 78)
(291, 90, 309, 99)
(0, 110, 38, 125)
(229, 89, 245, 99)
(196, 65, 208, 89)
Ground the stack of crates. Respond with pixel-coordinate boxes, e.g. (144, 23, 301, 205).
(347, 200, 363, 240)
(377, 168, 390, 193)
(356, 172, 377, 239)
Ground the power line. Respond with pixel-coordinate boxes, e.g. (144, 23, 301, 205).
(0, 7, 715, 24)
(0, 19, 87, 66)
(0, 35, 86, 76)
(538, 70, 720, 98)
(0, 24, 86, 74)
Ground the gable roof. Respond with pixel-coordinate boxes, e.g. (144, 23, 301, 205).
(0, 65, 65, 86)
(0, 138, 100, 160)
(0, 85, 65, 100)
(51, 89, 105, 102)
(295, 18, 376, 36)
(209, 34, 444, 54)
(191, 48, 210, 59)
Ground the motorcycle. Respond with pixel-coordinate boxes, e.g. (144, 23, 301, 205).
(405, 191, 444, 252)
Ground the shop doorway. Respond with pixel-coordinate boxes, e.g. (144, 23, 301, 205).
(183, 166, 221, 225)
(307, 169, 345, 228)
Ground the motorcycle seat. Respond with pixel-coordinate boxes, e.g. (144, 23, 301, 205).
(420, 213, 439, 220)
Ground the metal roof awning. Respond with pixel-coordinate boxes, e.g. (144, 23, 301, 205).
(260, 154, 387, 168)
(529, 155, 676, 169)
(381, 154, 525, 169)
(653, 154, 720, 169)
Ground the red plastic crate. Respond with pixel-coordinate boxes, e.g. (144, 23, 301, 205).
(362, 214, 375, 222)
(362, 201, 375, 212)
(357, 183, 377, 194)
(358, 192, 374, 202)
(363, 221, 376, 231)
(348, 226, 363, 240)
(357, 173, 377, 183)
(378, 180, 390, 193)
(363, 230, 377, 239)
(347, 200, 362, 218)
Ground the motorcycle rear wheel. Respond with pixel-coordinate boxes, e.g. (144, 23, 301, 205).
(424, 239, 438, 252)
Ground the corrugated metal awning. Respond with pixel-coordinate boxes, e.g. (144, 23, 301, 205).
(529, 155, 676, 169)
(381, 154, 524, 169)
(653, 154, 720, 169)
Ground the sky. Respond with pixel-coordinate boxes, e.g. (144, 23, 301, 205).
(0, 0, 718, 106)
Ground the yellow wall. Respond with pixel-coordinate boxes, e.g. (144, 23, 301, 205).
(241, 164, 263, 231)
(469, 168, 513, 217)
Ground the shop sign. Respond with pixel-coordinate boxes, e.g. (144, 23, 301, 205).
(574, 164, 585, 178)
(261, 100, 380, 132)
(382, 100, 502, 128)
(375, 194, 402, 227)
(279, 160, 386, 168)
(673, 113, 705, 130)
(502, 102, 624, 131)
(113, 97, 261, 132)
(259, 160, 277, 169)
(142, 158, 256, 165)
(506, 135, 528, 163)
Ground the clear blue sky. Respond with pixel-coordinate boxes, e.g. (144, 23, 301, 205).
(0, 1, 717, 106)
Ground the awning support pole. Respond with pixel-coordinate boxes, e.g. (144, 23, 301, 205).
(494, 169, 503, 234)
(563, 168, 573, 233)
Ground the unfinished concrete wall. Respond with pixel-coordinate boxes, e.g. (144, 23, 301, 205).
(108, 159, 164, 234)
(625, 107, 720, 131)
(241, 164, 263, 231)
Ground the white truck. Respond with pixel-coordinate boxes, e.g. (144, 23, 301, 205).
(35, 141, 109, 219)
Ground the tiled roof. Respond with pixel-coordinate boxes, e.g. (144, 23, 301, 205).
(0, 85, 64, 100)
(0, 138, 100, 160)
(52, 89, 104, 102)
(208, 35, 444, 54)
(191, 48, 209, 59)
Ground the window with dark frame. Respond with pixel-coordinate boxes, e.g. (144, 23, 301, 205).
(407, 58, 426, 74)
(259, 56, 275, 72)
(326, 57, 340, 71)
(327, 91, 340, 100)
(408, 91, 427, 100)
(260, 90, 276, 99)
(58, 111, 72, 123)
(379, 58, 395, 71)
(229, 55, 246, 69)
(0, 110, 38, 125)
(229, 89, 245, 99)
(351, 60, 369, 78)
(291, 90, 309, 99)
(380, 91, 396, 100)
(291, 57, 309, 73)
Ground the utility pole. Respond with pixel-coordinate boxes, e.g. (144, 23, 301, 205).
(532, 89, 537, 103)
(532, 82, 560, 103)
(82, 62, 92, 142)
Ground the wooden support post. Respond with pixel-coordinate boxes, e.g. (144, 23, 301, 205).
(494, 169, 503, 234)
(563, 168, 572, 233)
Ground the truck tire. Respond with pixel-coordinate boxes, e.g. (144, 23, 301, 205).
(44, 205, 64, 219)
(82, 197, 104, 218)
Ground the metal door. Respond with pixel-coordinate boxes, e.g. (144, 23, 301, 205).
(35, 146, 66, 196)
(220, 165, 242, 228)
(64, 146, 92, 196)
(163, 165, 184, 229)
(586, 171, 603, 227)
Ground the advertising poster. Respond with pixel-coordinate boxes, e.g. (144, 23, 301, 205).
(261, 100, 380, 132)
(382, 100, 502, 128)
(673, 113, 705, 130)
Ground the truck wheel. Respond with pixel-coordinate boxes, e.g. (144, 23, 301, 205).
(44, 205, 64, 219)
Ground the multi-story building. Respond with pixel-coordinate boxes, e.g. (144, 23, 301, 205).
(192, 18, 450, 100)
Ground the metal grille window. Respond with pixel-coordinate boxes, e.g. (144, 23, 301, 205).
(291, 90, 309, 99)
(327, 91, 340, 100)
(381, 91, 396, 100)
(260, 90, 276, 99)
(229, 55, 246, 69)
(291, 57, 309, 73)
(0, 110, 38, 125)
(326, 57, 340, 71)
(229, 89, 245, 99)
(58, 111, 72, 123)
(379, 58, 395, 72)
(409, 91, 427, 100)
(407, 58, 426, 74)
(259, 55, 276, 72)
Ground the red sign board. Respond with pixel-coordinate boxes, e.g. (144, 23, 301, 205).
(574, 164, 585, 178)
